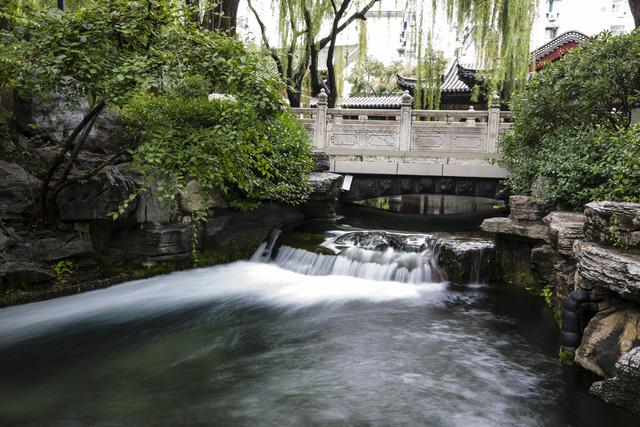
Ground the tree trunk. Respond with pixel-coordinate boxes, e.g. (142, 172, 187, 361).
(38, 101, 106, 216)
(309, 43, 323, 97)
(287, 88, 301, 107)
(630, 0, 640, 27)
(185, 0, 200, 24)
(205, 0, 239, 35)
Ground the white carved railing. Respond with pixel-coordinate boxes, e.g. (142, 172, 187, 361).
(291, 90, 512, 159)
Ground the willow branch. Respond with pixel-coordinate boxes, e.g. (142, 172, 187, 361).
(247, 0, 284, 78)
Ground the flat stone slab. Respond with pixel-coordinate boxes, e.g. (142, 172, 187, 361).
(576, 242, 640, 302)
(480, 217, 550, 242)
(543, 211, 584, 257)
(584, 201, 640, 249)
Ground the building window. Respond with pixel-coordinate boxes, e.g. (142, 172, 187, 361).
(612, 0, 626, 14)
(545, 27, 558, 40)
(610, 25, 625, 35)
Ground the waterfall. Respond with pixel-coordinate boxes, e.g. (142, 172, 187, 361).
(250, 228, 283, 263)
(253, 243, 446, 284)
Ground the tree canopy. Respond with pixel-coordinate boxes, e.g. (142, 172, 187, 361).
(2, 0, 313, 219)
(500, 30, 640, 208)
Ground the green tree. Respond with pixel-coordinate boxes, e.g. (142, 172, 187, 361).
(500, 30, 640, 208)
(348, 58, 413, 97)
(5, 0, 312, 218)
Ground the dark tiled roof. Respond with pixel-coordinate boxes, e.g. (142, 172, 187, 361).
(531, 31, 589, 61)
(338, 95, 404, 108)
(397, 58, 476, 94)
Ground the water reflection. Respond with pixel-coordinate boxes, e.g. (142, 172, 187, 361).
(354, 194, 505, 215)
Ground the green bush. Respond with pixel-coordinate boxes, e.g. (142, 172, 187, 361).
(500, 30, 640, 208)
(123, 85, 313, 210)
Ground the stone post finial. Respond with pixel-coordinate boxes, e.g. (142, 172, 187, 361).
(401, 90, 413, 106)
(317, 88, 328, 106)
(490, 90, 500, 108)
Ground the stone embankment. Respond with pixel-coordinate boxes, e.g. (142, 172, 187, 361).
(0, 93, 342, 306)
(481, 198, 640, 414)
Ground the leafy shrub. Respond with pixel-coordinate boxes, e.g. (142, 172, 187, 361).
(500, 30, 640, 208)
(122, 84, 313, 210)
(52, 260, 74, 284)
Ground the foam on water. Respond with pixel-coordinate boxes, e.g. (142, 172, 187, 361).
(0, 261, 445, 347)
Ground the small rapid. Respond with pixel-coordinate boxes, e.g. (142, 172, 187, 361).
(252, 230, 447, 284)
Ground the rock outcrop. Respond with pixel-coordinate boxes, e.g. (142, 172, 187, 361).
(544, 211, 584, 257)
(480, 217, 550, 242)
(590, 347, 640, 415)
(435, 237, 498, 284)
(575, 302, 640, 378)
(509, 195, 552, 222)
(56, 165, 136, 222)
(576, 242, 640, 303)
(584, 201, 640, 249)
(303, 172, 343, 220)
(0, 161, 41, 223)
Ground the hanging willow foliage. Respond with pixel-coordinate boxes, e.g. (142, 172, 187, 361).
(444, 0, 537, 101)
(413, 5, 446, 110)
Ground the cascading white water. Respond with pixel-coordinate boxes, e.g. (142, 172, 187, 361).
(252, 240, 445, 284)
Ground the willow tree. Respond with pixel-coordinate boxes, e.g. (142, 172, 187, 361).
(247, 0, 380, 107)
(442, 0, 537, 101)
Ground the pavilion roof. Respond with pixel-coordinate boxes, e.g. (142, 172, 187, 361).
(531, 31, 589, 62)
(397, 58, 478, 94)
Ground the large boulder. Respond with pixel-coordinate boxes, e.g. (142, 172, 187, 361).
(435, 237, 498, 284)
(304, 172, 343, 220)
(56, 165, 136, 222)
(584, 201, 640, 249)
(543, 211, 584, 257)
(0, 261, 54, 287)
(204, 203, 304, 250)
(135, 190, 176, 224)
(105, 223, 193, 261)
(7, 231, 98, 262)
(576, 242, 640, 302)
(16, 94, 125, 154)
(575, 301, 640, 377)
(480, 217, 550, 242)
(530, 244, 558, 287)
(590, 347, 640, 415)
(509, 195, 552, 222)
(0, 161, 42, 222)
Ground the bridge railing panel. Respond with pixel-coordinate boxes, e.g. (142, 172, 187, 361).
(298, 89, 510, 158)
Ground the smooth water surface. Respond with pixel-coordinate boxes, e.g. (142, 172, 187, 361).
(0, 260, 637, 426)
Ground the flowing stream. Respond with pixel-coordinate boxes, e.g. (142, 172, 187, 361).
(0, 197, 637, 426)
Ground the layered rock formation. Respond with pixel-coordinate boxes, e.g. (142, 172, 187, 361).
(590, 347, 640, 415)
(482, 197, 640, 413)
